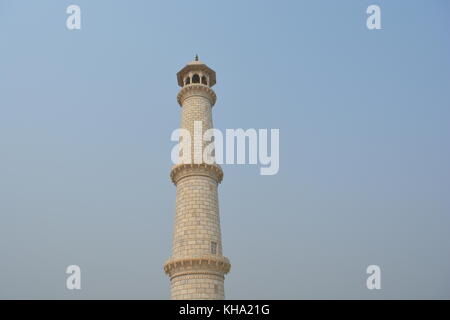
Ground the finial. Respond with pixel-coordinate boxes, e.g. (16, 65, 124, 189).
(195, 54, 199, 61)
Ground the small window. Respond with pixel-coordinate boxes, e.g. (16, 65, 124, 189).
(201, 76, 207, 85)
(211, 241, 217, 255)
(192, 74, 200, 83)
(185, 77, 190, 85)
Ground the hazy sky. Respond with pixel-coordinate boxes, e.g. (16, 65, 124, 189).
(1, 0, 449, 299)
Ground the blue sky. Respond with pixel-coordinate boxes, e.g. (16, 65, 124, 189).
(0, 0, 449, 299)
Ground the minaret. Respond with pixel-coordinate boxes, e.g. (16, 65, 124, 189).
(164, 57, 231, 300)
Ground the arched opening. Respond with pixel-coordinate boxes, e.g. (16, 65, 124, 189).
(201, 76, 208, 85)
(185, 77, 191, 85)
(192, 74, 200, 84)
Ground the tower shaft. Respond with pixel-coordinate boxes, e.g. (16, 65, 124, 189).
(164, 59, 230, 300)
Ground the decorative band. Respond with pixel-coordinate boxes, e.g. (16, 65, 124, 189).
(164, 255, 231, 278)
(170, 163, 223, 184)
(177, 84, 217, 106)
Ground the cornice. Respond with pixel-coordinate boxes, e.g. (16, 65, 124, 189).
(163, 255, 231, 279)
(170, 163, 223, 185)
(177, 84, 217, 107)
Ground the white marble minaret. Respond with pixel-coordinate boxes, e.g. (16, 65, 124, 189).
(164, 56, 231, 300)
